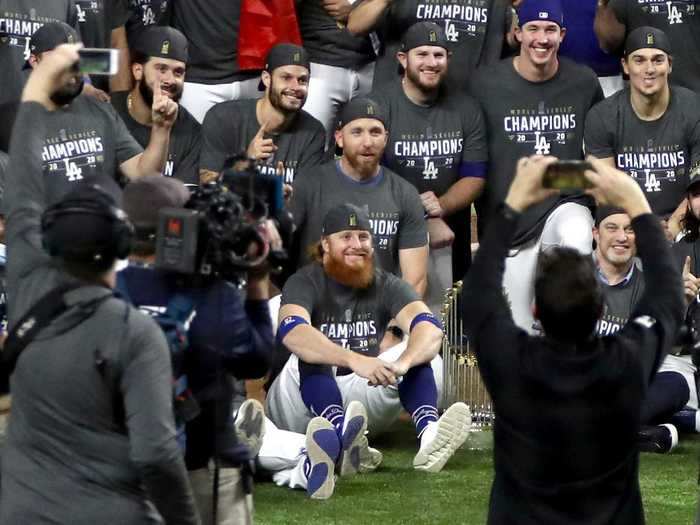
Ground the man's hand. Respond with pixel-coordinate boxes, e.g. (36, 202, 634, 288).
(683, 256, 699, 306)
(82, 82, 111, 102)
(247, 122, 277, 161)
(151, 82, 178, 130)
(22, 43, 82, 108)
(584, 156, 652, 219)
(322, 0, 352, 22)
(389, 357, 410, 378)
(504, 155, 560, 212)
(427, 217, 454, 249)
(349, 353, 397, 386)
(421, 191, 443, 218)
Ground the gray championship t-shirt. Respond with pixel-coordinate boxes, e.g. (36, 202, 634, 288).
(290, 161, 428, 273)
(470, 57, 603, 245)
(298, 0, 375, 69)
(0, 0, 80, 105)
(370, 0, 507, 91)
(282, 264, 418, 358)
(40, 94, 142, 202)
(610, 0, 700, 92)
(585, 87, 700, 216)
(200, 98, 326, 183)
(595, 263, 645, 336)
(171, 0, 256, 84)
(111, 90, 201, 184)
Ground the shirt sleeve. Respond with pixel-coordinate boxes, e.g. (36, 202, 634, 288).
(383, 273, 420, 318)
(584, 101, 615, 158)
(200, 104, 235, 173)
(459, 96, 489, 177)
(280, 268, 318, 314)
(111, 0, 130, 28)
(297, 120, 327, 172)
(397, 180, 428, 249)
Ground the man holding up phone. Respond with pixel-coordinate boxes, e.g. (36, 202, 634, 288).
(585, 27, 700, 238)
(6, 21, 179, 204)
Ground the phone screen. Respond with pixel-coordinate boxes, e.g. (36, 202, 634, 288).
(78, 48, 118, 76)
(542, 161, 594, 190)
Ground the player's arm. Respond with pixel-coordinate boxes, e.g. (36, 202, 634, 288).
(438, 177, 485, 216)
(110, 26, 132, 92)
(390, 301, 443, 376)
(278, 304, 397, 385)
(120, 87, 177, 179)
(346, 0, 391, 35)
(399, 245, 428, 297)
(594, 0, 626, 53)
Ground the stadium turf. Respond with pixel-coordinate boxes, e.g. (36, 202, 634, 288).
(255, 421, 699, 524)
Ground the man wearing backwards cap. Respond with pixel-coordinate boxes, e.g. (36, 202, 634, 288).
(289, 96, 429, 296)
(586, 27, 700, 238)
(1, 44, 199, 524)
(200, 43, 325, 185)
(592, 204, 697, 454)
(16, 21, 179, 205)
(266, 203, 470, 499)
(111, 26, 202, 185)
(371, 21, 488, 312)
(469, 0, 603, 333)
(594, 0, 700, 93)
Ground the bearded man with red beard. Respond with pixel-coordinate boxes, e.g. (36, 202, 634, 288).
(265, 203, 471, 499)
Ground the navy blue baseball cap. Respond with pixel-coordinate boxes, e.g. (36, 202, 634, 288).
(517, 0, 564, 28)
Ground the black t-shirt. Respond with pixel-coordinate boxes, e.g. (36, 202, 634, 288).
(298, 0, 375, 69)
(200, 98, 326, 184)
(585, 87, 700, 216)
(470, 57, 603, 245)
(595, 263, 645, 336)
(111, 91, 201, 184)
(125, 0, 169, 43)
(290, 161, 428, 274)
(610, 0, 700, 92)
(40, 94, 142, 202)
(171, 0, 256, 84)
(0, 0, 80, 105)
(282, 263, 418, 358)
(370, 0, 507, 91)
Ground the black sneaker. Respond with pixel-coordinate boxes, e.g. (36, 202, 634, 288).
(638, 423, 678, 453)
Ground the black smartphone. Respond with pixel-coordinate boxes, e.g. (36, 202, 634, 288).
(542, 160, 594, 190)
(78, 48, 119, 76)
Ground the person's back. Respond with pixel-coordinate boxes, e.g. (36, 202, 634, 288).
(462, 155, 684, 524)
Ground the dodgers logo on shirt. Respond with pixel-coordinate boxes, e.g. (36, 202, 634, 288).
(42, 129, 105, 182)
(639, 0, 693, 25)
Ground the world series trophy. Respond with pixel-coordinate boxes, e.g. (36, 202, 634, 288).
(440, 281, 494, 437)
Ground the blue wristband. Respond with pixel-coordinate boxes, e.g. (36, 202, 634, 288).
(410, 312, 443, 332)
(277, 315, 309, 344)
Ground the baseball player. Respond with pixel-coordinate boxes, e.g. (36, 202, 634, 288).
(265, 203, 471, 499)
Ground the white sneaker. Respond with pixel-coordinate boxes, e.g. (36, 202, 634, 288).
(358, 439, 383, 473)
(413, 402, 471, 473)
(234, 399, 266, 458)
(339, 401, 369, 477)
(305, 417, 341, 500)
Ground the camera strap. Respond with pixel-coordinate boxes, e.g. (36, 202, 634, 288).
(1, 283, 113, 388)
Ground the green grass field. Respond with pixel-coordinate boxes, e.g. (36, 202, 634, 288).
(255, 422, 699, 525)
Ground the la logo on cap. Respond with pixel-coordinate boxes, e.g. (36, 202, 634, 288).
(539, 11, 549, 18)
(161, 40, 170, 54)
(429, 31, 437, 42)
(366, 104, 375, 115)
(646, 33, 655, 45)
(349, 213, 358, 227)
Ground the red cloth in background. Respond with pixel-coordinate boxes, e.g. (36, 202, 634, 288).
(238, 0, 302, 70)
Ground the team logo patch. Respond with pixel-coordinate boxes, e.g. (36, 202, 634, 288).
(366, 104, 375, 115)
(67, 34, 75, 44)
(349, 213, 358, 227)
(161, 40, 170, 54)
(646, 33, 655, 45)
(429, 31, 437, 42)
(539, 11, 549, 18)
(293, 52, 300, 62)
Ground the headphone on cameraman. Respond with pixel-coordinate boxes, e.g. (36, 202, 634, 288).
(41, 189, 134, 261)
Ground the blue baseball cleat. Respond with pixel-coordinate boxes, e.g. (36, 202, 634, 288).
(305, 417, 341, 500)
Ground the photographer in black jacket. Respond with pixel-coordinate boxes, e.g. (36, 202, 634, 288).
(462, 155, 684, 525)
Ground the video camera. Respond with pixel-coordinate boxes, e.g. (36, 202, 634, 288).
(155, 155, 294, 283)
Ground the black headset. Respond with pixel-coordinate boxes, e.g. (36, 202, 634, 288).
(41, 190, 134, 261)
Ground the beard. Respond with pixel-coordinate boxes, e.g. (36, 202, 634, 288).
(405, 61, 444, 93)
(268, 79, 305, 114)
(139, 78, 182, 107)
(323, 251, 375, 289)
(50, 78, 84, 106)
